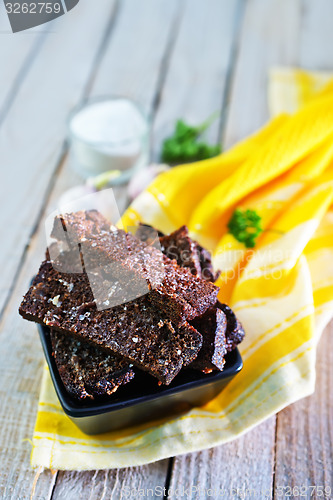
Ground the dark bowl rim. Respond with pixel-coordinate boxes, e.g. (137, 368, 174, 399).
(38, 323, 243, 419)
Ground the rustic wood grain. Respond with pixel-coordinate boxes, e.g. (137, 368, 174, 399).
(151, 0, 243, 160)
(273, 1, 333, 497)
(46, 0, 182, 494)
(0, 0, 181, 497)
(0, 14, 44, 122)
(0, 3, 119, 498)
(166, 1, 302, 497)
(223, 0, 300, 148)
(53, 462, 169, 500)
(0, 168, 136, 500)
(0, 0, 332, 498)
(0, 0, 118, 316)
(90, 0, 180, 117)
(274, 323, 333, 499)
(47, 2, 246, 496)
(0, 176, 167, 499)
(299, 0, 333, 70)
(168, 417, 276, 499)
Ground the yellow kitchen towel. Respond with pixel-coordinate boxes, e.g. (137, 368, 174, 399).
(31, 69, 333, 470)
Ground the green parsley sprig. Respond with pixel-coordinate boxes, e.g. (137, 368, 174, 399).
(161, 113, 222, 164)
(227, 208, 263, 248)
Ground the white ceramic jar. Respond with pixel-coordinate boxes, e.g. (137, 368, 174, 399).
(68, 97, 149, 183)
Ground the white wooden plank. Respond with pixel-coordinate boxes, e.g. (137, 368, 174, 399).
(166, 0, 303, 495)
(273, 1, 333, 494)
(299, 0, 333, 70)
(0, 173, 169, 498)
(47, 1, 181, 495)
(0, 2, 118, 498)
(0, 169, 79, 499)
(1, 0, 331, 497)
(53, 463, 169, 500)
(213, 0, 333, 495)
(152, 0, 243, 160)
(168, 418, 276, 500)
(223, 0, 301, 148)
(48, 1, 242, 490)
(0, 0, 180, 497)
(274, 323, 333, 497)
(91, 0, 180, 117)
(0, 11, 44, 119)
(0, 0, 118, 315)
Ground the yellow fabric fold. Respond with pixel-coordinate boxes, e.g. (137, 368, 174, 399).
(31, 68, 333, 470)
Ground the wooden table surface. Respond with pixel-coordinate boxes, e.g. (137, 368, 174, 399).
(0, 1, 332, 498)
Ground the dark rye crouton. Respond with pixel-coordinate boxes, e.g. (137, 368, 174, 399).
(140, 223, 220, 283)
(19, 260, 202, 384)
(50, 211, 219, 323)
(160, 225, 202, 277)
(217, 302, 245, 351)
(50, 330, 135, 401)
(189, 306, 227, 373)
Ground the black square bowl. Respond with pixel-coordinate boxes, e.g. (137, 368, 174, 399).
(38, 323, 243, 435)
